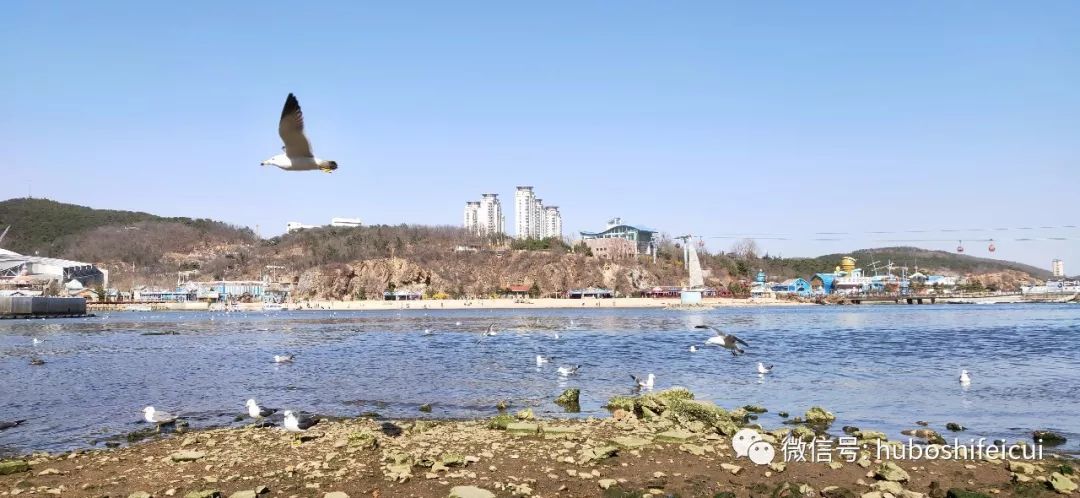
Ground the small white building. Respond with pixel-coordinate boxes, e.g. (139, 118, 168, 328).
(330, 217, 362, 228)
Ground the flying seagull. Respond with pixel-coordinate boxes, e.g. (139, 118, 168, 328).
(261, 93, 338, 173)
(959, 369, 971, 385)
(0, 420, 26, 432)
(283, 410, 320, 432)
(246, 399, 278, 418)
(695, 325, 749, 356)
(631, 373, 655, 390)
(273, 354, 295, 364)
(557, 365, 580, 376)
(142, 406, 177, 425)
(484, 324, 498, 336)
(757, 362, 774, 375)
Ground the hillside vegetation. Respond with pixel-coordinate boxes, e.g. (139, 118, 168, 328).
(0, 198, 1052, 296)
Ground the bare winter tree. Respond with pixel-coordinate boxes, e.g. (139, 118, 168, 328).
(731, 238, 760, 260)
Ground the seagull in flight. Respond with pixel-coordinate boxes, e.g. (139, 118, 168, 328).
(246, 399, 278, 418)
(959, 369, 971, 385)
(631, 373, 655, 390)
(283, 410, 320, 432)
(273, 354, 295, 364)
(557, 365, 580, 376)
(484, 324, 498, 336)
(261, 94, 338, 173)
(142, 406, 178, 425)
(695, 325, 749, 356)
(756, 362, 774, 375)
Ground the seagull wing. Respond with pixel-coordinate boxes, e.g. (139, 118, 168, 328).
(694, 325, 723, 336)
(278, 93, 313, 158)
(297, 415, 320, 430)
(259, 407, 278, 417)
(731, 335, 749, 347)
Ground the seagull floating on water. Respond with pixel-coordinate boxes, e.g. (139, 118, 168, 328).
(756, 362, 774, 375)
(959, 369, 971, 385)
(32, 338, 43, 345)
(536, 355, 555, 366)
(283, 410, 320, 432)
(246, 399, 278, 418)
(29, 358, 45, 366)
(0, 420, 26, 432)
(261, 94, 338, 173)
(557, 365, 580, 376)
(142, 406, 177, 424)
(689, 345, 698, 353)
(695, 325, 749, 356)
(631, 373, 655, 390)
(422, 328, 434, 336)
(273, 354, 295, 364)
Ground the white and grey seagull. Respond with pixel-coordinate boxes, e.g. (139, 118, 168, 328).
(246, 399, 278, 418)
(557, 365, 580, 376)
(631, 373, 655, 390)
(142, 406, 178, 425)
(756, 362, 774, 374)
(283, 410, 320, 432)
(273, 354, 295, 364)
(695, 325, 749, 356)
(261, 93, 339, 173)
(536, 355, 554, 366)
(959, 369, 971, 385)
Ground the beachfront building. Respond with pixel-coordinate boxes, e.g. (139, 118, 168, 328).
(580, 218, 656, 257)
(1053, 259, 1065, 277)
(771, 278, 812, 297)
(811, 257, 872, 295)
(567, 287, 614, 299)
(0, 248, 108, 289)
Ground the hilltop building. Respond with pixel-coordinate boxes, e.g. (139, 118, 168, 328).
(580, 218, 656, 257)
(287, 217, 362, 233)
(463, 194, 505, 235)
(1052, 259, 1065, 277)
(514, 187, 562, 239)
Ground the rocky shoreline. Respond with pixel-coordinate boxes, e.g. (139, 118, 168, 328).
(1, 389, 1075, 498)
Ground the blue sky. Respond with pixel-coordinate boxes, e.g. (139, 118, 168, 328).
(3, 1, 1077, 271)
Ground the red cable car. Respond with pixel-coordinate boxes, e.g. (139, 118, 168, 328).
(988, 240, 996, 253)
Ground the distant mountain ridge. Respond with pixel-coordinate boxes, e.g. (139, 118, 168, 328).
(768, 247, 1052, 280)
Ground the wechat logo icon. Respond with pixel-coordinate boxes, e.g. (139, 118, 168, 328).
(732, 428, 775, 465)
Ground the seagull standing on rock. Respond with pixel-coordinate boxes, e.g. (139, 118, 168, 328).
(261, 93, 339, 173)
(283, 411, 320, 432)
(246, 399, 278, 418)
(695, 325, 749, 356)
(142, 406, 177, 425)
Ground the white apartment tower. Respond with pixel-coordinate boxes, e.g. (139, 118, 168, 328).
(544, 206, 562, 239)
(478, 194, 504, 234)
(463, 202, 481, 233)
(515, 186, 537, 239)
(1052, 259, 1065, 277)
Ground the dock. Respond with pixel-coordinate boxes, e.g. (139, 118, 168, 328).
(0, 296, 90, 319)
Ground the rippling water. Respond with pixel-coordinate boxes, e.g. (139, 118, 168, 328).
(1, 304, 1077, 455)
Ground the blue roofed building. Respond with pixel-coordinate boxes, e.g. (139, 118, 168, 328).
(580, 217, 657, 256)
(771, 278, 812, 297)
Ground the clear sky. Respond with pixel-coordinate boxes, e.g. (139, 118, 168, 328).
(3, 1, 1077, 271)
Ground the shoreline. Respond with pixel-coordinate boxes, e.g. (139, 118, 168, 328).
(89, 297, 812, 312)
(1, 391, 1074, 497)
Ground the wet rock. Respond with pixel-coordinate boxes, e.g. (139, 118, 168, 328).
(875, 461, 911, 482)
(945, 423, 965, 432)
(487, 414, 514, 430)
(743, 404, 767, 414)
(556, 388, 580, 405)
(495, 400, 510, 411)
(792, 426, 815, 441)
(1050, 472, 1078, 494)
(0, 459, 30, 475)
(1033, 430, 1067, 446)
(822, 487, 857, 498)
(856, 430, 888, 441)
(506, 422, 539, 435)
(655, 429, 696, 443)
(598, 479, 617, 490)
(842, 426, 860, 435)
(605, 396, 636, 412)
(778, 411, 789, 418)
(944, 490, 991, 498)
(129, 493, 152, 498)
(515, 408, 535, 420)
(419, 404, 433, 413)
(323, 493, 349, 498)
(805, 406, 836, 424)
(171, 451, 206, 462)
(183, 491, 221, 498)
(448, 485, 496, 498)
